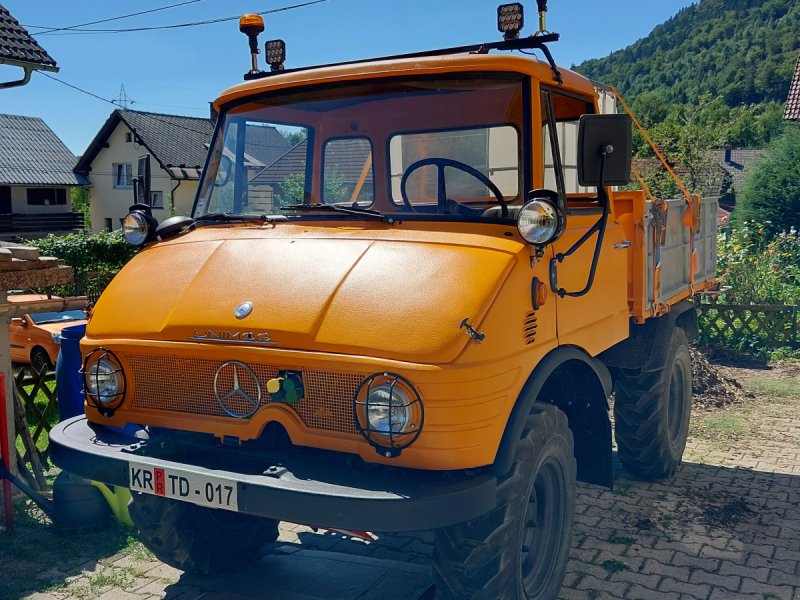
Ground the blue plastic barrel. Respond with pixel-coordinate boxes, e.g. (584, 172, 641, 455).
(55, 323, 87, 422)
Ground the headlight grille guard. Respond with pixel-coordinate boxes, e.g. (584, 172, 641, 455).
(353, 372, 424, 458)
(81, 347, 127, 416)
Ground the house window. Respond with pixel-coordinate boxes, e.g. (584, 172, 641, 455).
(125, 132, 133, 143)
(104, 218, 113, 232)
(113, 163, 133, 188)
(150, 191, 164, 209)
(27, 188, 67, 206)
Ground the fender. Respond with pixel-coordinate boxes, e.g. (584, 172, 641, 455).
(491, 346, 613, 488)
(600, 300, 698, 371)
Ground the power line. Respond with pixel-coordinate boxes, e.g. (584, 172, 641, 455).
(24, 0, 204, 35)
(36, 72, 213, 137)
(27, 1, 329, 36)
(38, 72, 114, 105)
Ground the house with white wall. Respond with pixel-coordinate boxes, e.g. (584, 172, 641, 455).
(0, 113, 87, 240)
(75, 109, 292, 232)
(75, 110, 214, 232)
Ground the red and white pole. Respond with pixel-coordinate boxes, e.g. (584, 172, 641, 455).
(0, 372, 13, 530)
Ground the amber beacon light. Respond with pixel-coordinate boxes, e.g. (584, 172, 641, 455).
(239, 14, 265, 74)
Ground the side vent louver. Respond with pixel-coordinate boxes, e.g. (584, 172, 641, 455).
(523, 311, 538, 345)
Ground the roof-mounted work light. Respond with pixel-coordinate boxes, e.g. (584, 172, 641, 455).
(497, 3, 524, 41)
(239, 14, 265, 75)
(265, 39, 286, 71)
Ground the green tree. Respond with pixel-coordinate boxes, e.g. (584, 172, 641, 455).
(736, 127, 800, 235)
(70, 187, 91, 228)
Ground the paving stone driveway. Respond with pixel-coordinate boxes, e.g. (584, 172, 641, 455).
(13, 368, 800, 600)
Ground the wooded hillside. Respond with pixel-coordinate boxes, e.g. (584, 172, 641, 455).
(575, 0, 799, 107)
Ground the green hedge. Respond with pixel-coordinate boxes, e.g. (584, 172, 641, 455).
(28, 230, 137, 298)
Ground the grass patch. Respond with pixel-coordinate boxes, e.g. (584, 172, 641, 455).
(692, 413, 752, 449)
(0, 509, 138, 600)
(745, 377, 800, 403)
(601, 559, 630, 573)
(607, 533, 636, 545)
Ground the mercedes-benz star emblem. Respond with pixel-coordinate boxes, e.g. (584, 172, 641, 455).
(234, 301, 253, 319)
(213, 361, 262, 418)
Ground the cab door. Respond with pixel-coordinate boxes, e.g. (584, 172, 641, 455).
(539, 88, 629, 355)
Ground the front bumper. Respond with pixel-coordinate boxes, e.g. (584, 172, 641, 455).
(50, 417, 497, 531)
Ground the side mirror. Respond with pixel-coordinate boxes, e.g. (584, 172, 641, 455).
(16, 316, 28, 327)
(133, 154, 152, 205)
(577, 114, 632, 187)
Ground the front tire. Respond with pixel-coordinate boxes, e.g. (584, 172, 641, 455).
(433, 403, 576, 600)
(128, 493, 279, 575)
(614, 326, 692, 480)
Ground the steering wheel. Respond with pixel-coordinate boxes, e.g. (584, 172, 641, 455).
(399, 157, 509, 219)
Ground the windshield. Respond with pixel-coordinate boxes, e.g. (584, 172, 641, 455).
(196, 75, 526, 221)
(29, 310, 85, 325)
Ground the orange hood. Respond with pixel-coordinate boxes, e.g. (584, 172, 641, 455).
(87, 226, 518, 364)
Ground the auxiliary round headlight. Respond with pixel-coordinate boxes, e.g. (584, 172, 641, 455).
(354, 373, 423, 458)
(83, 349, 126, 413)
(123, 211, 150, 246)
(517, 199, 559, 245)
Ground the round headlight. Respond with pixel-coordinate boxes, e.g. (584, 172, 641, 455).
(517, 199, 559, 245)
(86, 358, 123, 405)
(123, 211, 150, 246)
(366, 384, 412, 434)
(354, 373, 424, 457)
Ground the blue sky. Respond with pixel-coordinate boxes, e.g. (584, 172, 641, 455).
(1, 0, 697, 155)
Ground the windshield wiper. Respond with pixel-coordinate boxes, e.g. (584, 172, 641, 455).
(194, 212, 269, 224)
(279, 203, 387, 221)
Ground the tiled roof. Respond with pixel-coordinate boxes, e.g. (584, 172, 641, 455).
(0, 113, 86, 186)
(245, 124, 292, 168)
(632, 156, 727, 200)
(713, 148, 766, 191)
(75, 109, 214, 180)
(0, 4, 56, 69)
(75, 110, 290, 181)
(253, 139, 309, 183)
(254, 138, 373, 185)
(786, 54, 800, 121)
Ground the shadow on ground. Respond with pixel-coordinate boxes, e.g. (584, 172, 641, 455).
(2, 457, 798, 600)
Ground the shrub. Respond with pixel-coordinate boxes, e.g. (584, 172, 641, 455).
(28, 230, 137, 297)
(715, 221, 800, 305)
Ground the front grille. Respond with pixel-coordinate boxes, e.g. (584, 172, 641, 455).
(126, 354, 363, 434)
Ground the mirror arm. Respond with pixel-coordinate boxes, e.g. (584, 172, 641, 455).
(549, 152, 609, 299)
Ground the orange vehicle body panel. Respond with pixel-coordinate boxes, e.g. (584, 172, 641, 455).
(82, 54, 710, 470)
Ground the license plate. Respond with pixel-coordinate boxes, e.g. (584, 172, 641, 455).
(128, 461, 238, 511)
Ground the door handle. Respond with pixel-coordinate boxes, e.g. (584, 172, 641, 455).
(614, 240, 631, 249)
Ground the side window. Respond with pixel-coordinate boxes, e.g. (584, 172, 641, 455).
(322, 138, 374, 204)
(541, 90, 595, 196)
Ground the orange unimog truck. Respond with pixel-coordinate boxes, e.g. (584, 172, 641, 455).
(51, 3, 717, 598)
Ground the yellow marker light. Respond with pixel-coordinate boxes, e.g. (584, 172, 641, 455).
(267, 378, 283, 395)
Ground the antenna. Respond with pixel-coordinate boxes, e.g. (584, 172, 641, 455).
(113, 84, 133, 109)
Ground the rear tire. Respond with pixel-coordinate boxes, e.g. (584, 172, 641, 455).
(128, 493, 279, 575)
(433, 403, 575, 600)
(614, 326, 692, 480)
